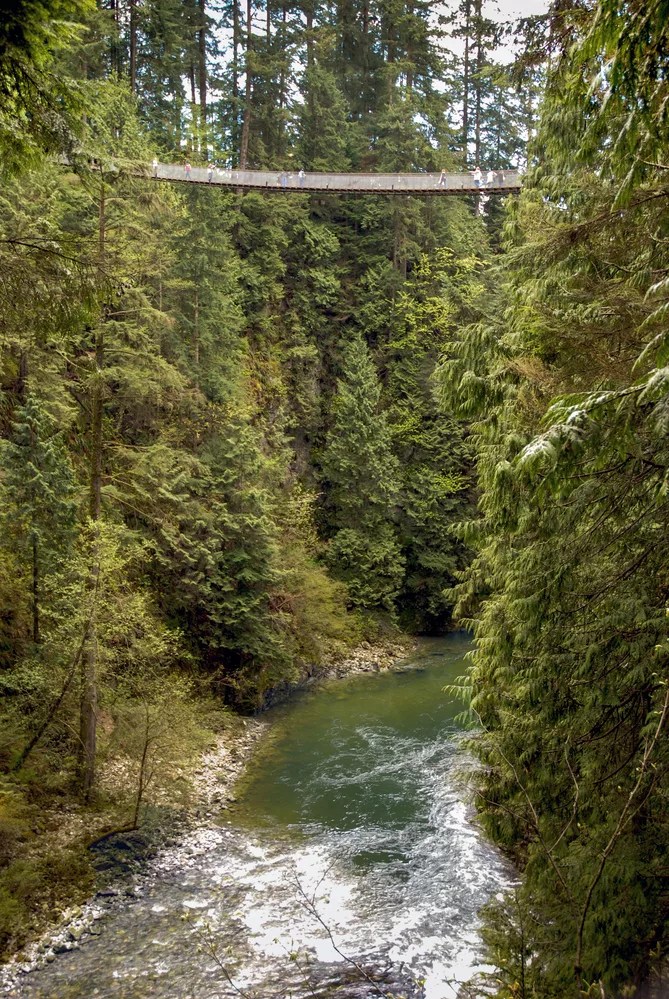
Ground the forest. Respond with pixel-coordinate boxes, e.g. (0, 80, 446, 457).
(0, 0, 668, 995)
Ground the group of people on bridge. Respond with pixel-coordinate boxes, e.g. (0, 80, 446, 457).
(436, 165, 510, 189)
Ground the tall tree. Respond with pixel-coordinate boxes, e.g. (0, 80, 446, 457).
(239, 0, 253, 166)
(321, 335, 404, 611)
(0, 397, 77, 646)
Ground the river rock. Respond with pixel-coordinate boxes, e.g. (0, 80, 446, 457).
(95, 887, 119, 899)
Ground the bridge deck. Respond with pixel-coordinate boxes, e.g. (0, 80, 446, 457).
(152, 163, 521, 195)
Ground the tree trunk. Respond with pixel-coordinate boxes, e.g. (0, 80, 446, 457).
(189, 0, 197, 150)
(80, 358, 101, 798)
(386, 13, 395, 103)
(80, 181, 106, 801)
(110, 0, 121, 79)
(393, 205, 407, 279)
(525, 83, 534, 145)
(79, 608, 98, 800)
(132, 705, 152, 829)
(279, 1, 287, 108)
(193, 287, 200, 381)
(198, 0, 207, 137)
(32, 535, 39, 644)
(462, 0, 470, 164)
(305, 0, 313, 70)
(233, 0, 240, 159)
(189, 61, 197, 107)
(16, 350, 28, 402)
(474, 0, 483, 166)
(406, 1, 413, 94)
(239, 0, 253, 168)
(89, 322, 103, 522)
(129, 0, 137, 93)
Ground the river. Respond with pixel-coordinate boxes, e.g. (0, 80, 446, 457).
(14, 634, 510, 998)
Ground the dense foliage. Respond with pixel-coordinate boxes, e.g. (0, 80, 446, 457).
(438, 1, 669, 994)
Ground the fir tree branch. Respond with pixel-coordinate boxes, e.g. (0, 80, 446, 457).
(0, 237, 93, 267)
(574, 685, 669, 985)
(471, 708, 576, 907)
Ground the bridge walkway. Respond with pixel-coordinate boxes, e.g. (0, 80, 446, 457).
(152, 163, 522, 195)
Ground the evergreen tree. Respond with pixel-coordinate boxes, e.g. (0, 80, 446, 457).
(321, 334, 404, 611)
(158, 416, 290, 709)
(296, 40, 351, 171)
(0, 396, 78, 645)
(384, 249, 478, 631)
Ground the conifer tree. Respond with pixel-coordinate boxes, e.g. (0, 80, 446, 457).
(0, 0, 91, 172)
(384, 249, 477, 631)
(296, 45, 351, 171)
(0, 396, 78, 646)
(321, 334, 404, 611)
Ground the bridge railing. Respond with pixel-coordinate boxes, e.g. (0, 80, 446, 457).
(153, 163, 521, 193)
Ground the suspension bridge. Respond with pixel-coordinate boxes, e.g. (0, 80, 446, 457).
(151, 162, 522, 195)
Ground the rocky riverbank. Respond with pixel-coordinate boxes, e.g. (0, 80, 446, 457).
(324, 636, 417, 679)
(1, 638, 415, 989)
(0, 714, 269, 991)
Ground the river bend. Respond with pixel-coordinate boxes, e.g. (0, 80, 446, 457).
(15, 634, 509, 998)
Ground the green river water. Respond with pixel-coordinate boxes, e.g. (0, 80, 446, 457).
(11, 634, 509, 999)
